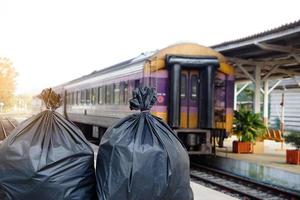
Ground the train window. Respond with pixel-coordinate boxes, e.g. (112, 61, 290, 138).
(181, 75, 187, 99)
(101, 87, 105, 104)
(72, 92, 74, 105)
(98, 86, 103, 104)
(86, 89, 91, 104)
(69, 93, 72, 105)
(150, 77, 157, 88)
(120, 81, 128, 105)
(105, 85, 112, 104)
(98, 87, 101, 104)
(124, 82, 128, 104)
(134, 79, 140, 89)
(76, 91, 79, 105)
(80, 90, 86, 104)
(128, 81, 133, 100)
(105, 86, 108, 104)
(66, 93, 69, 105)
(69, 92, 72, 105)
(113, 83, 120, 104)
(191, 75, 198, 100)
(91, 88, 97, 105)
(95, 88, 98, 104)
(120, 82, 124, 104)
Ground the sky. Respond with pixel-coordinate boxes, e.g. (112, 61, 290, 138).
(0, 0, 300, 94)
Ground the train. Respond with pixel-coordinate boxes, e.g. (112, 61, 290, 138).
(53, 43, 235, 154)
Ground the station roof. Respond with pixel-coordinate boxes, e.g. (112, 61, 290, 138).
(212, 20, 300, 83)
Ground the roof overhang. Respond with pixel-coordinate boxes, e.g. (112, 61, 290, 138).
(211, 20, 300, 83)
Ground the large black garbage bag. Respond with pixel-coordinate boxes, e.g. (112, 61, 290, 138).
(96, 87, 193, 200)
(0, 88, 96, 200)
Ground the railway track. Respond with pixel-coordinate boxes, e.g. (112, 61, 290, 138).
(0, 117, 18, 140)
(190, 162, 300, 200)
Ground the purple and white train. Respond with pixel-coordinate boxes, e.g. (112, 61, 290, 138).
(54, 43, 235, 154)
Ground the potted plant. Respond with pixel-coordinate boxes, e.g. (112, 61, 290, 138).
(232, 108, 266, 153)
(284, 132, 300, 164)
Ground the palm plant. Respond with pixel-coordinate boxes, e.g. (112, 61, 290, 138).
(233, 108, 266, 142)
(284, 132, 300, 150)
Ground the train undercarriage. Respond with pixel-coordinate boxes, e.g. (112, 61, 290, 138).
(75, 121, 226, 154)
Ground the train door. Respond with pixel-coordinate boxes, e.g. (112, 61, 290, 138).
(180, 70, 199, 129)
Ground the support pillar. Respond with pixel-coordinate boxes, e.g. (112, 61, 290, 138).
(234, 82, 237, 110)
(254, 65, 261, 113)
(263, 80, 269, 126)
(280, 91, 285, 132)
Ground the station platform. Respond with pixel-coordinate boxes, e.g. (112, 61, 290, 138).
(200, 137, 300, 192)
(218, 137, 300, 174)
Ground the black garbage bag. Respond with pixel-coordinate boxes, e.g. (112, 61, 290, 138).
(96, 87, 193, 200)
(0, 88, 96, 200)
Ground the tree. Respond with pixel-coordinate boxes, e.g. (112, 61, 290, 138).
(0, 57, 17, 111)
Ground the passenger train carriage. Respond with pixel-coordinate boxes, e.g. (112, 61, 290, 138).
(54, 43, 235, 154)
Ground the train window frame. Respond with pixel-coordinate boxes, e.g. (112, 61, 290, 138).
(76, 91, 79, 105)
(86, 89, 91, 104)
(120, 81, 128, 105)
(124, 81, 128, 104)
(67, 93, 70, 105)
(80, 90, 86, 104)
(98, 87, 101, 104)
(69, 93, 72, 105)
(134, 79, 140, 88)
(120, 82, 124, 104)
(72, 92, 75, 105)
(113, 83, 120, 105)
(105, 85, 108, 104)
(101, 86, 106, 104)
(91, 88, 97, 105)
(68, 92, 71, 105)
(105, 85, 113, 104)
(74, 92, 76, 105)
(95, 87, 98, 104)
(128, 81, 133, 100)
(181, 74, 187, 99)
(190, 75, 198, 101)
(98, 86, 104, 105)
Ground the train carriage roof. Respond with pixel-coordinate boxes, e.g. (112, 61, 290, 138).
(57, 51, 156, 88)
(55, 43, 233, 89)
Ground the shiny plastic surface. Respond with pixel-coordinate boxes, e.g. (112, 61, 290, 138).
(0, 110, 96, 200)
(96, 87, 193, 200)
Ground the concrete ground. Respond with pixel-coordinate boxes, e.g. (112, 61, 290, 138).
(218, 136, 300, 174)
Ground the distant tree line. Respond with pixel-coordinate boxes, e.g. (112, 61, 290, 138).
(0, 57, 17, 111)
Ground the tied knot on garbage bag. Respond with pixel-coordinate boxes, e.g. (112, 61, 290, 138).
(38, 88, 62, 110)
(129, 87, 157, 112)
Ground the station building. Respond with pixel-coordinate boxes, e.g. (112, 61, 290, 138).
(207, 20, 300, 192)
